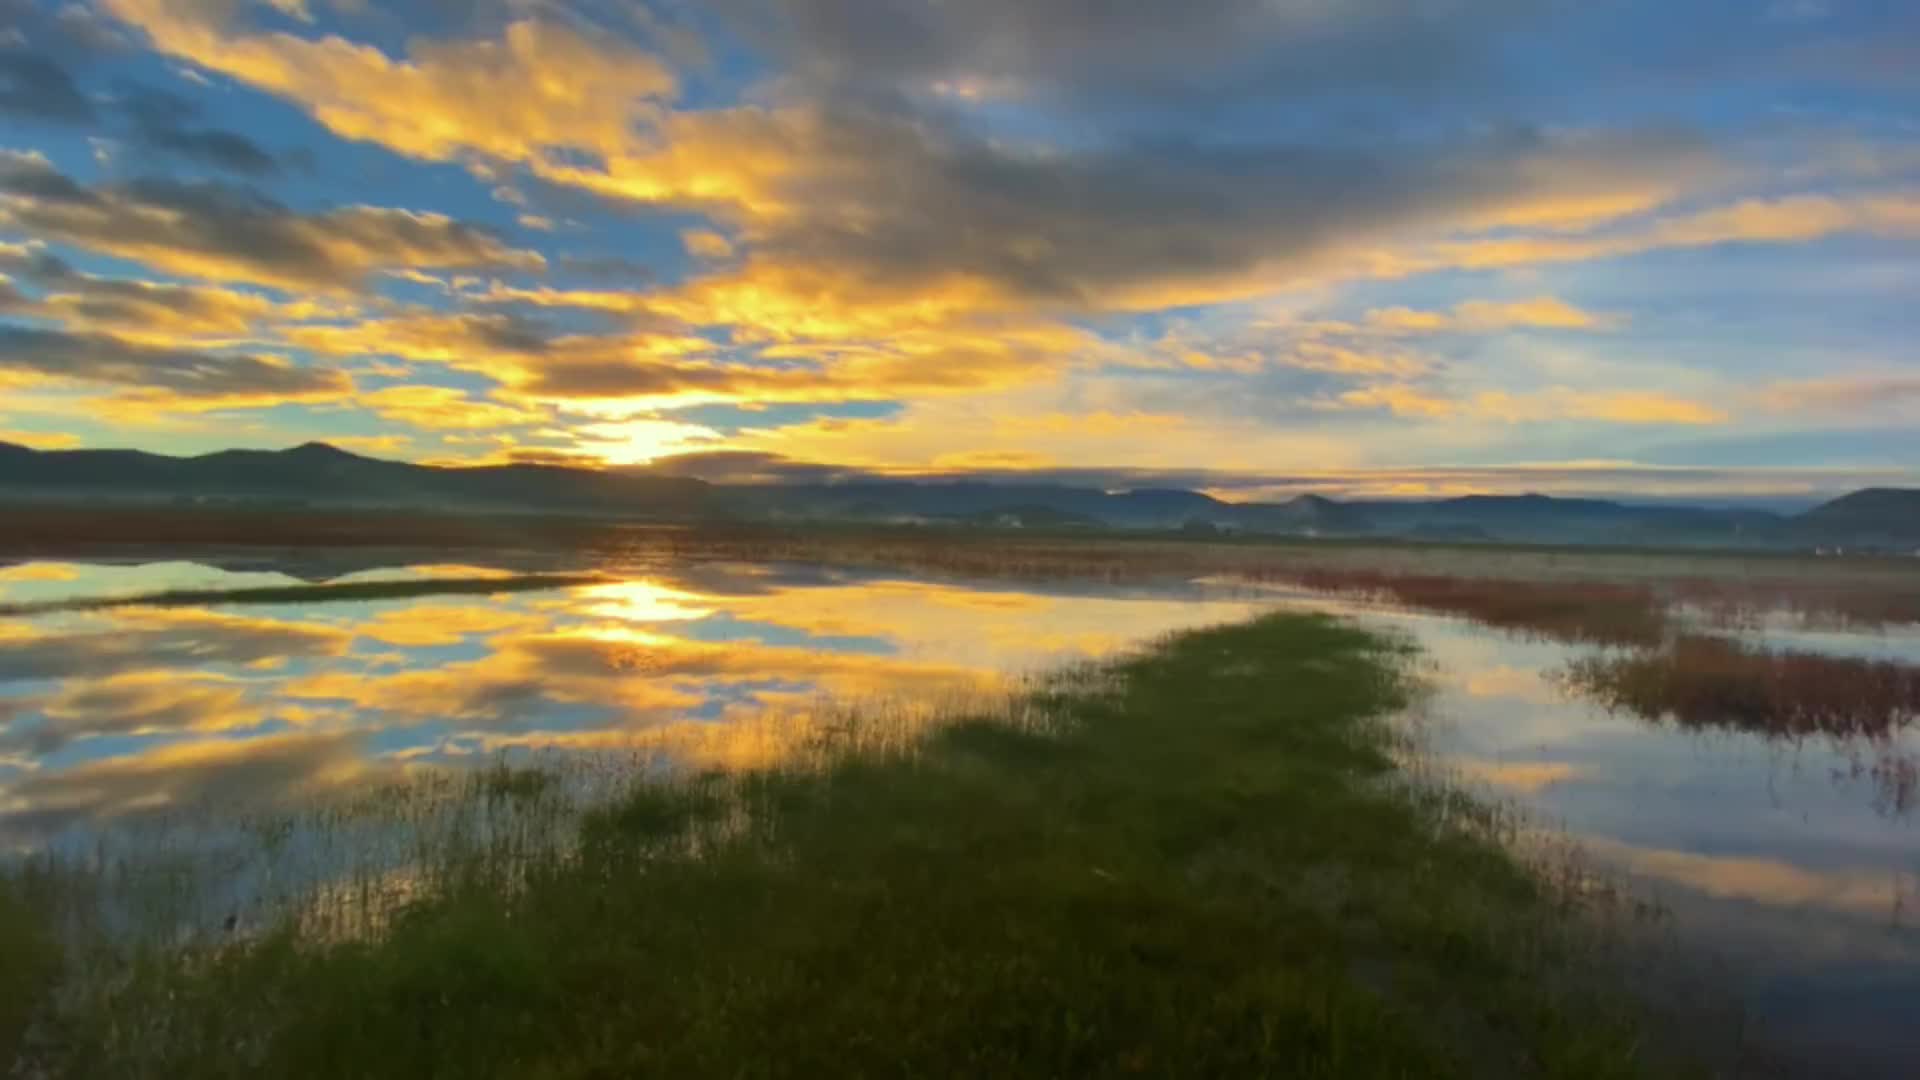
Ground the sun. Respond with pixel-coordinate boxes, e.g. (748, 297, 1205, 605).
(574, 417, 726, 465)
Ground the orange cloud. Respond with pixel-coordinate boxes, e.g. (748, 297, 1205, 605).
(1333, 384, 1456, 418)
(682, 229, 735, 259)
(1331, 386, 1726, 425)
(1366, 296, 1619, 333)
(103, 5, 675, 165)
(1752, 373, 1920, 414)
(0, 429, 78, 450)
(1428, 193, 1920, 274)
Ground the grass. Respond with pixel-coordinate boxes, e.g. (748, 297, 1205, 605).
(11, 613, 1693, 1078)
(0, 881, 59, 1068)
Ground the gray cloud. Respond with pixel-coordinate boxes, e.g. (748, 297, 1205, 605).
(725, 0, 1919, 122)
(0, 246, 276, 335)
(0, 0, 131, 57)
(119, 84, 280, 175)
(0, 49, 96, 122)
(720, 111, 1713, 307)
(0, 151, 543, 291)
(558, 254, 656, 284)
(726, 0, 1540, 113)
(0, 324, 351, 400)
(0, 45, 283, 174)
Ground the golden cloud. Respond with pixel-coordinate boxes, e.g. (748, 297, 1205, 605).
(359, 385, 545, 431)
(0, 429, 79, 450)
(1331, 385, 1726, 425)
(1427, 193, 1920, 274)
(104, 4, 676, 165)
(1366, 296, 1619, 333)
(0, 150, 543, 293)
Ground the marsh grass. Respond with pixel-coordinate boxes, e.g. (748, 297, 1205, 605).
(1558, 635, 1920, 741)
(1276, 570, 1671, 647)
(4, 613, 1709, 1078)
(1557, 636, 1920, 814)
(0, 879, 59, 1068)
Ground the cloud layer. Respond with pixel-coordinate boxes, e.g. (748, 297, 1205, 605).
(0, 0, 1911, 489)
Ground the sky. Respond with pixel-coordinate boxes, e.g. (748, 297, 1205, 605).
(0, 0, 1917, 505)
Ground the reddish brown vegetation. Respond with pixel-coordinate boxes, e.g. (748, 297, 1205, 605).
(1667, 578, 1920, 630)
(1279, 570, 1670, 647)
(1559, 635, 1920, 741)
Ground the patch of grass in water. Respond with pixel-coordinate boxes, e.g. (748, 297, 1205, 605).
(19, 614, 1696, 1077)
(1559, 634, 1920, 740)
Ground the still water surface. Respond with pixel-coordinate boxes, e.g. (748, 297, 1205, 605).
(1, 552, 1915, 1073)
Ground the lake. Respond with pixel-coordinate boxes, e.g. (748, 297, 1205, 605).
(2, 546, 1916, 1075)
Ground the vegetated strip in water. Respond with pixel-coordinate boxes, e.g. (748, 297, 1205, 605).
(8, 613, 1709, 1078)
(0, 573, 606, 616)
(1557, 635, 1920, 813)
(1276, 568, 1671, 647)
(1559, 635, 1920, 740)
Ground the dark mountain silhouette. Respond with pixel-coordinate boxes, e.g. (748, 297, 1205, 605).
(1795, 488, 1920, 545)
(3, 441, 1915, 552)
(0, 440, 711, 517)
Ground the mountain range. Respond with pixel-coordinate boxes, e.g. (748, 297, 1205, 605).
(2, 441, 1916, 552)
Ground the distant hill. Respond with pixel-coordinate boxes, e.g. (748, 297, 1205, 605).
(0, 441, 712, 517)
(1796, 488, 1920, 545)
(5, 441, 1915, 553)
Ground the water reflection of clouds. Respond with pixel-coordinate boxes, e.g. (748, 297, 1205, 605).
(1445, 757, 1587, 794)
(1384, 598, 1918, 925)
(0, 560, 291, 605)
(349, 603, 549, 647)
(2, 671, 261, 755)
(0, 608, 352, 681)
(1, 731, 391, 837)
(0, 562, 1264, 840)
(1576, 834, 1913, 919)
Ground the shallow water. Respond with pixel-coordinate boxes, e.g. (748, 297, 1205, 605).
(0, 557, 1271, 850)
(1239, 581, 1920, 1076)
(2, 551, 1917, 1074)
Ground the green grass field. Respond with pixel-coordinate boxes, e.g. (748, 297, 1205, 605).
(11, 613, 1692, 1077)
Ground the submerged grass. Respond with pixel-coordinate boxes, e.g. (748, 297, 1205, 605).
(16, 614, 1691, 1077)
